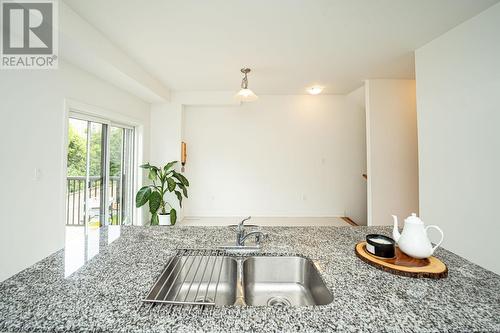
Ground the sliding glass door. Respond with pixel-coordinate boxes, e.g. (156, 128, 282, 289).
(66, 115, 135, 228)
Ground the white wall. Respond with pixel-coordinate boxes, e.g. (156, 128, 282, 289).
(181, 95, 367, 224)
(365, 80, 419, 226)
(0, 61, 150, 282)
(150, 103, 183, 165)
(415, 3, 500, 274)
(149, 103, 184, 221)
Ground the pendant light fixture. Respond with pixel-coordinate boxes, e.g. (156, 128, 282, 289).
(235, 68, 258, 102)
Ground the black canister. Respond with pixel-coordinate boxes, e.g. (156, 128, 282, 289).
(366, 234, 395, 258)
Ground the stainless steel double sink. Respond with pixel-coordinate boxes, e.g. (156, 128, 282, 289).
(145, 253, 333, 307)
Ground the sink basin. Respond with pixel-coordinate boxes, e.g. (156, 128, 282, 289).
(243, 256, 333, 306)
(145, 255, 237, 306)
(144, 253, 332, 307)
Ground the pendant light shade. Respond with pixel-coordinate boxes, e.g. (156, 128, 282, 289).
(235, 88, 258, 102)
(235, 68, 258, 102)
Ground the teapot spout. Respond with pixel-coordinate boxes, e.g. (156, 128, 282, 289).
(392, 215, 401, 242)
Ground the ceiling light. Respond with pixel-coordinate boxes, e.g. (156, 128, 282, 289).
(307, 86, 324, 95)
(235, 68, 258, 102)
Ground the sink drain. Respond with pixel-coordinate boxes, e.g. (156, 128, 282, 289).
(267, 296, 291, 307)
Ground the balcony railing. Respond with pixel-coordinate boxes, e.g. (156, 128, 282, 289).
(66, 176, 121, 226)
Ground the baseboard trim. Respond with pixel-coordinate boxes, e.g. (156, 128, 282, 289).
(179, 216, 349, 227)
(341, 217, 358, 226)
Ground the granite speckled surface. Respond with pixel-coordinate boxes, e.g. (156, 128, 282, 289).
(0, 226, 499, 333)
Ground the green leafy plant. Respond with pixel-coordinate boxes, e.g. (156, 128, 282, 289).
(135, 161, 189, 225)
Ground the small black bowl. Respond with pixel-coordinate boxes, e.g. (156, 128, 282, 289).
(366, 234, 395, 258)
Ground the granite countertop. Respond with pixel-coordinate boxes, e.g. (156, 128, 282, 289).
(1, 226, 499, 333)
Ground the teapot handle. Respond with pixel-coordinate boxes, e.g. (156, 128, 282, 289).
(425, 225, 444, 254)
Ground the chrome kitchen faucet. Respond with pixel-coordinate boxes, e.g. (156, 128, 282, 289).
(235, 216, 267, 246)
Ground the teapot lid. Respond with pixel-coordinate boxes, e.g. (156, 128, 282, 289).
(404, 213, 423, 224)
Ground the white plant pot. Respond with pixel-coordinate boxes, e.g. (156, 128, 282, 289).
(158, 214, 171, 226)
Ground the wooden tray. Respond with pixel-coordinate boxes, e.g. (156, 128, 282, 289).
(355, 242, 448, 279)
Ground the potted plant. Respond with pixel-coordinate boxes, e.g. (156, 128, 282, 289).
(135, 161, 189, 225)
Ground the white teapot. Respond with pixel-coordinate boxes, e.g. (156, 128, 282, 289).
(392, 213, 444, 259)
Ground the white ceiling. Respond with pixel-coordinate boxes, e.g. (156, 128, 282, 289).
(64, 0, 498, 94)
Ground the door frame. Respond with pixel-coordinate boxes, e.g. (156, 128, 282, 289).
(62, 99, 144, 227)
